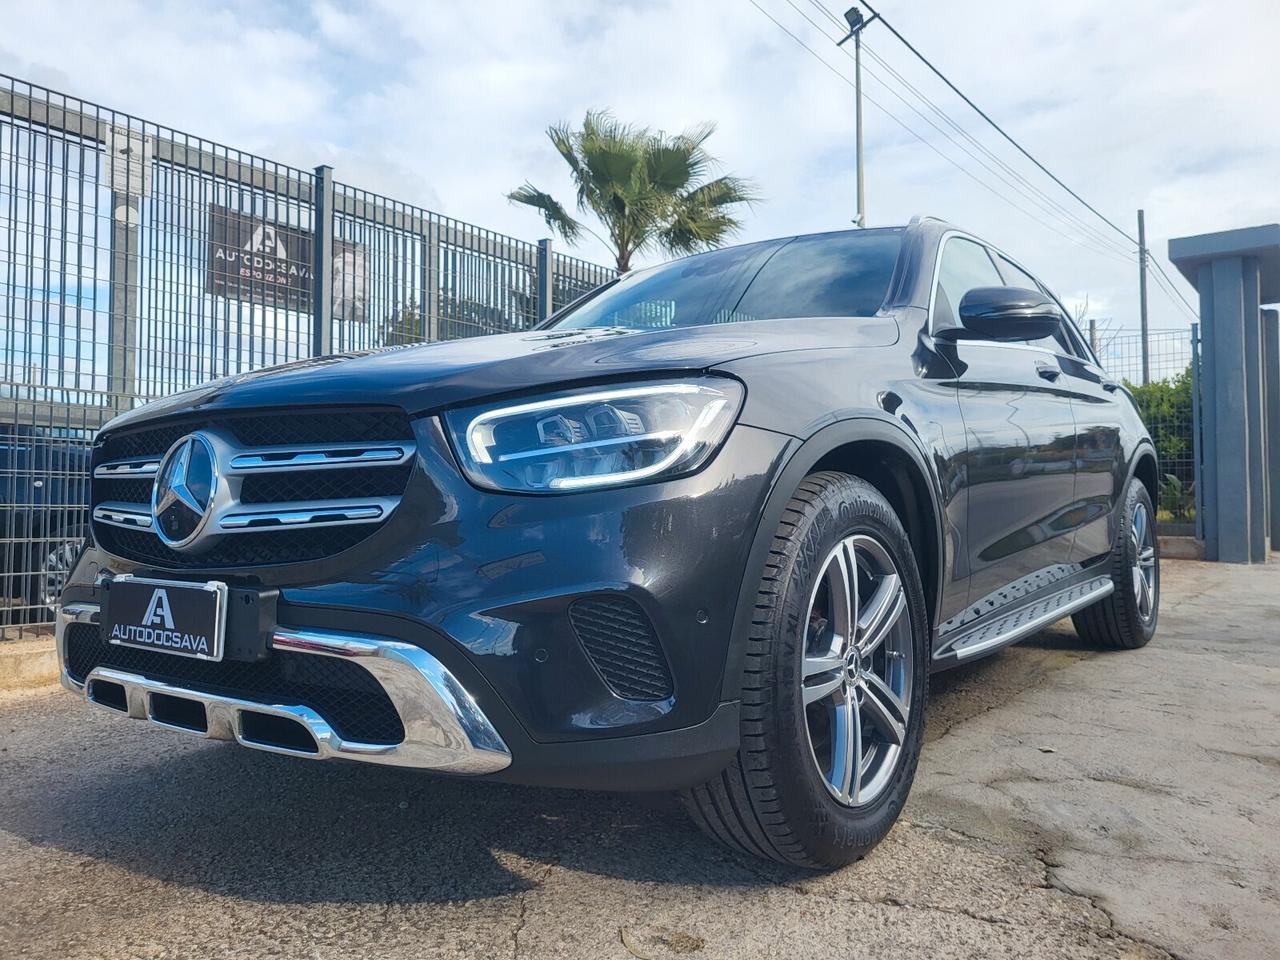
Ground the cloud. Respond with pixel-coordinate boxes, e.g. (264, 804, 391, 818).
(1, 0, 1276, 330)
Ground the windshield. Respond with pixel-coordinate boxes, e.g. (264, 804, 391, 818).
(548, 228, 903, 331)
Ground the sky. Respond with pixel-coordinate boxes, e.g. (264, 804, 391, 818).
(2, 0, 1277, 333)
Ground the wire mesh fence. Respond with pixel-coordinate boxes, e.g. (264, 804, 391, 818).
(1097, 329, 1200, 531)
(0, 73, 614, 638)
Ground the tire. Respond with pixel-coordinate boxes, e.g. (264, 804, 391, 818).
(1072, 479, 1159, 649)
(26, 522, 88, 622)
(682, 471, 929, 869)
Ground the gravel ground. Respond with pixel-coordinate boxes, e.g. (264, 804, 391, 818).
(0, 558, 1276, 959)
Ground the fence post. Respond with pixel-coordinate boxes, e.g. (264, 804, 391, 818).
(1191, 323, 1203, 543)
(311, 164, 334, 357)
(424, 219, 441, 342)
(107, 192, 140, 414)
(537, 238, 554, 323)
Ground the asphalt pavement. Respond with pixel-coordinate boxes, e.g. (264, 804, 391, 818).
(1, 559, 1276, 959)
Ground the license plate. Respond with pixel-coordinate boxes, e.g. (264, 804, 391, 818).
(104, 576, 228, 662)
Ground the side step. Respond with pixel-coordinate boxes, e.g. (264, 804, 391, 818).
(933, 574, 1113, 666)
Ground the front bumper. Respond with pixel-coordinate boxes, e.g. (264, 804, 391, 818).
(57, 603, 512, 774)
(63, 421, 792, 789)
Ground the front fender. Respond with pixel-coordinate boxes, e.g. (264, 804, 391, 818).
(717, 415, 946, 702)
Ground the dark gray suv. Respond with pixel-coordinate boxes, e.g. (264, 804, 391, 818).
(57, 217, 1160, 867)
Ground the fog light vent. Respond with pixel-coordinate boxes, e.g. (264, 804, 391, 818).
(569, 596, 673, 701)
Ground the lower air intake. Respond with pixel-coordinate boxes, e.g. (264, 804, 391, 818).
(569, 596, 673, 701)
(64, 622, 404, 745)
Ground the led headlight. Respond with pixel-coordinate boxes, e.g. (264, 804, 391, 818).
(445, 378, 744, 493)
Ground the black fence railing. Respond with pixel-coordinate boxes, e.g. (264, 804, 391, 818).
(0, 73, 614, 637)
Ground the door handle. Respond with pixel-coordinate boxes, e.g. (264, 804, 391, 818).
(1035, 362, 1061, 382)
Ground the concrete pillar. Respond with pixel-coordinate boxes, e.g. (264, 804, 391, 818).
(1265, 309, 1280, 550)
(1169, 224, 1280, 564)
(1242, 260, 1266, 561)
(1210, 256, 1252, 562)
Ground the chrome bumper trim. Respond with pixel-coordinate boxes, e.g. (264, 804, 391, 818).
(55, 605, 511, 774)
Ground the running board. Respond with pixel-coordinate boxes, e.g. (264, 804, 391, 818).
(932, 575, 1113, 666)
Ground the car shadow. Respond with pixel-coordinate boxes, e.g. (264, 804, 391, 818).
(4, 627, 1089, 906)
(0, 731, 795, 905)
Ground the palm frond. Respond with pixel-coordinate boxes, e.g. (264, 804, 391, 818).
(506, 182, 583, 243)
(661, 176, 759, 253)
(681, 174, 760, 211)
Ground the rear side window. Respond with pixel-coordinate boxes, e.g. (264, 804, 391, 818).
(730, 230, 903, 320)
(994, 253, 1077, 356)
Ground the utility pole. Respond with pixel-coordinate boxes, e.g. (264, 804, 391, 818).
(1138, 208, 1150, 385)
(837, 7, 879, 227)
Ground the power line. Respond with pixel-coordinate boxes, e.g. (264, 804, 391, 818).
(754, 1, 1137, 267)
(1147, 261, 1199, 323)
(850, 0, 1141, 248)
(786, 0, 1137, 264)
(1149, 257, 1199, 317)
(806, 0, 1201, 324)
(806, 0, 1134, 256)
(857, 40, 1134, 258)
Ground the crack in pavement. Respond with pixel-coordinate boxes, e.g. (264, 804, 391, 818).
(510, 861, 556, 960)
(1031, 846, 1183, 960)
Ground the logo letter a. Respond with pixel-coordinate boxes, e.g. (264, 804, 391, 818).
(143, 589, 175, 629)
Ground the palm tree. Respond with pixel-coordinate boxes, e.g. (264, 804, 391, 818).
(508, 111, 757, 274)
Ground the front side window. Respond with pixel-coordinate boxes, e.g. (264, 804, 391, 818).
(934, 237, 1003, 329)
(547, 229, 903, 331)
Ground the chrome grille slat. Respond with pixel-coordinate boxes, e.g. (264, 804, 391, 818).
(227, 444, 413, 472)
(219, 499, 395, 530)
(94, 458, 161, 479)
(93, 503, 154, 530)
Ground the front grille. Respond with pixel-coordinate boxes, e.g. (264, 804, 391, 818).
(569, 596, 674, 701)
(239, 463, 413, 504)
(92, 407, 415, 570)
(64, 622, 405, 744)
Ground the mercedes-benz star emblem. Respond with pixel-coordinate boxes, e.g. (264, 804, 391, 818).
(151, 433, 218, 549)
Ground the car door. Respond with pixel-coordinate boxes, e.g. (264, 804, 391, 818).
(932, 237, 1078, 618)
(991, 255, 1126, 565)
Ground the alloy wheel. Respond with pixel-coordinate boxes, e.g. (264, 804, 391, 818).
(1131, 501, 1156, 621)
(801, 533, 913, 807)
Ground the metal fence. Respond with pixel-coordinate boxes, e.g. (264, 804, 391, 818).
(1097, 328, 1201, 532)
(0, 73, 614, 637)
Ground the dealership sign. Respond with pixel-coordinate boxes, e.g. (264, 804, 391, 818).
(206, 205, 366, 321)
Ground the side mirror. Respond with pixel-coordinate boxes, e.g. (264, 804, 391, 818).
(939, 286, 1063, 342)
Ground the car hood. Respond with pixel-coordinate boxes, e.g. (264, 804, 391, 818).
(103, 316, 899, 431)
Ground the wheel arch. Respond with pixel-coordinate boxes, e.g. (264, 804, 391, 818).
(1129, 442, 1160, 511)
(719, 416, 946, 702)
